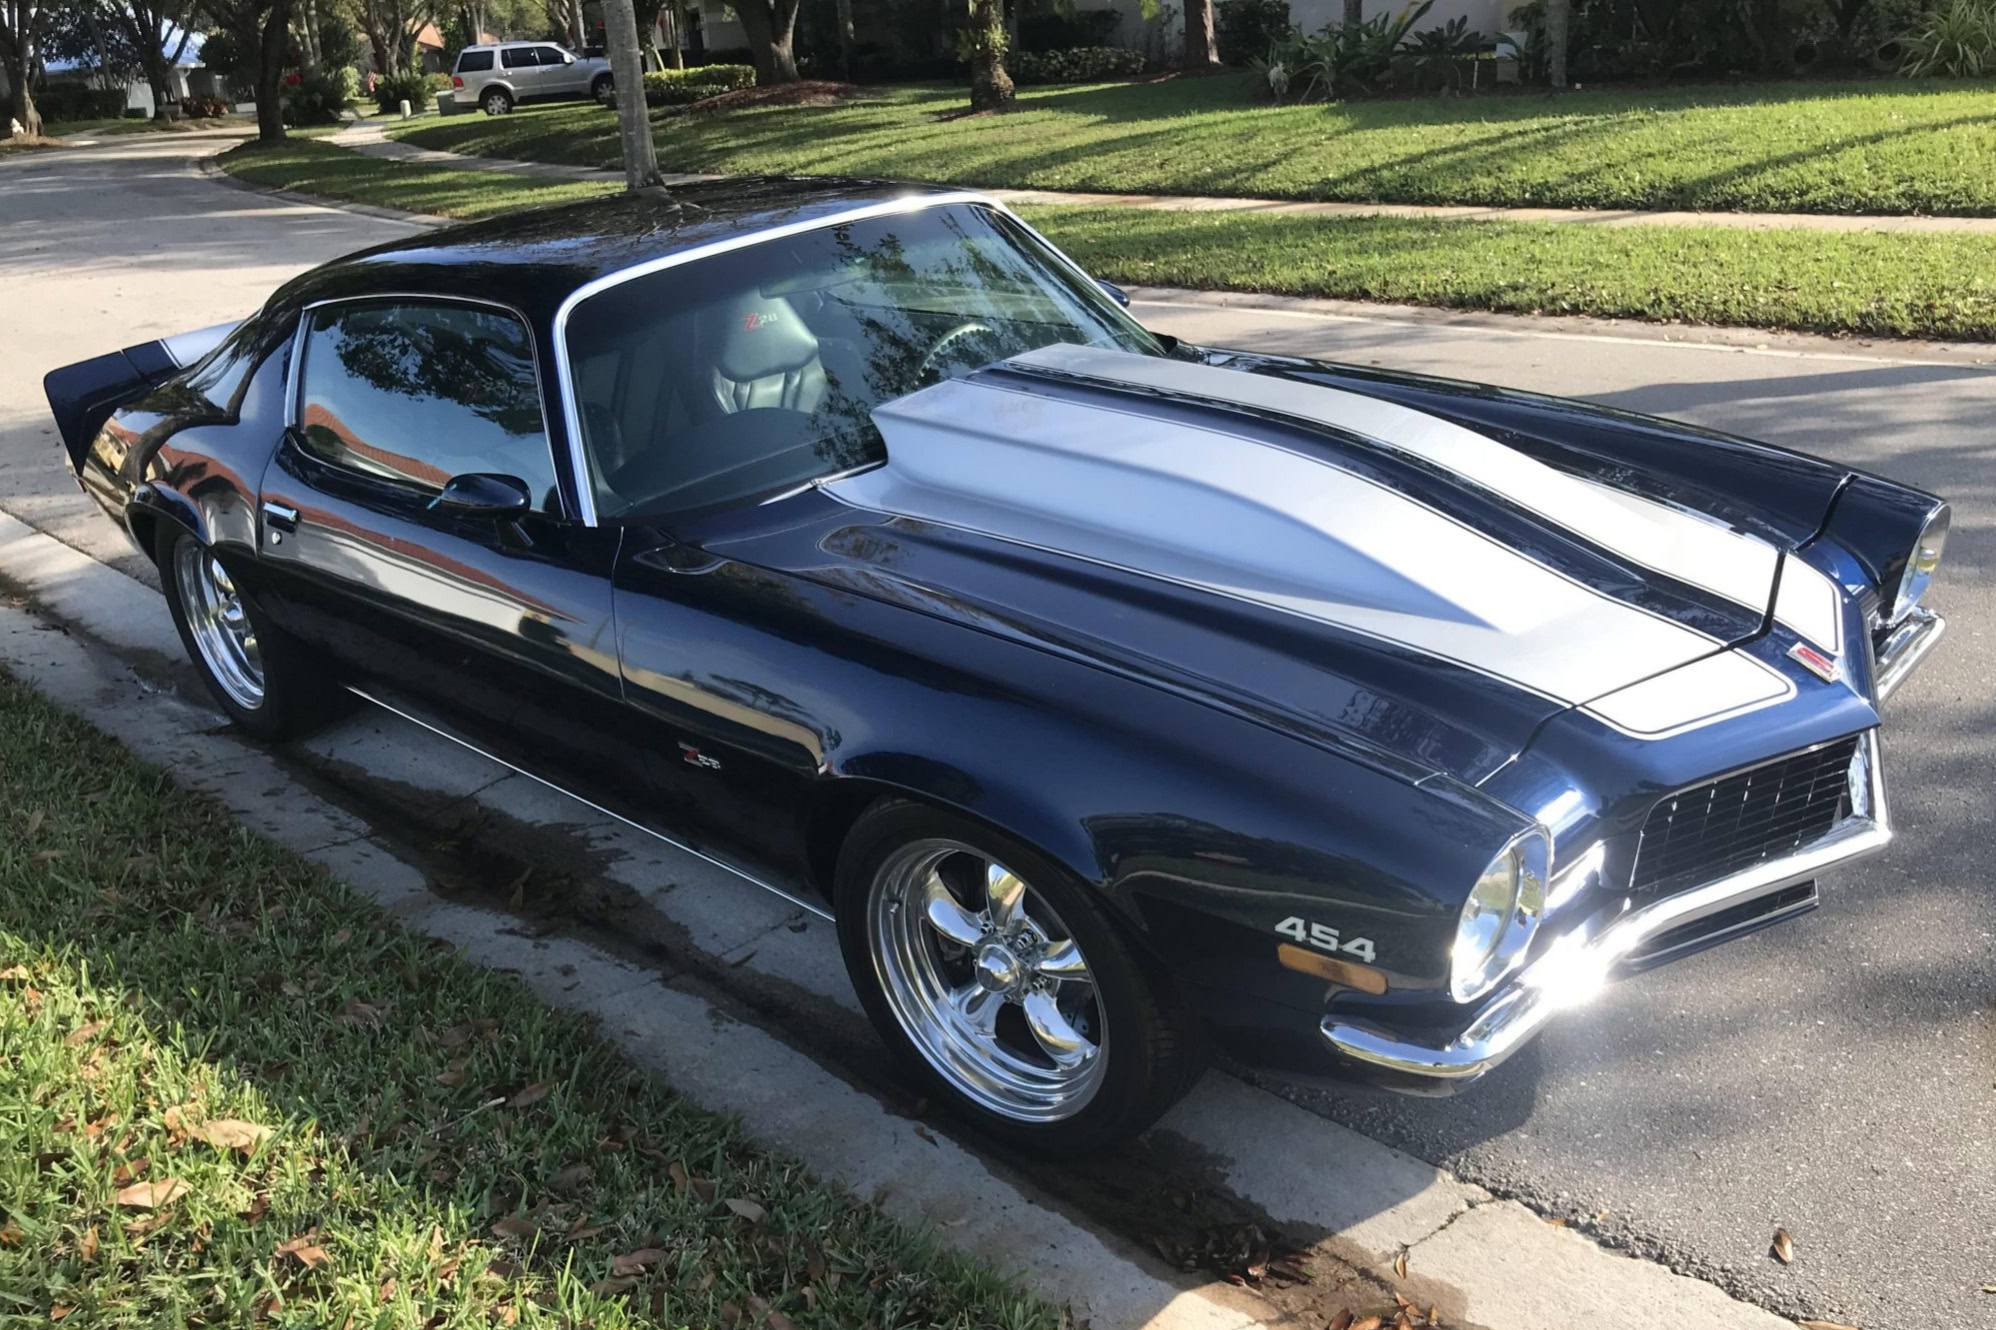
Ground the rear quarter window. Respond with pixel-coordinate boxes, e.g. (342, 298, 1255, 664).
(456, 49, 494, 71)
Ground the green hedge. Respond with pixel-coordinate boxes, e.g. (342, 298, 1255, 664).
(640, 64, 757, 106)
(39, 84, 128, 122)
(1010, 46, 1146, 83)
(373, 69, 448, 113)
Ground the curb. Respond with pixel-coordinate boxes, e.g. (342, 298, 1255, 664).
(0, 508, 1811, 1330)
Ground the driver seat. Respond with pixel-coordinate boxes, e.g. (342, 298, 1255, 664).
(698, 292, 827, 416)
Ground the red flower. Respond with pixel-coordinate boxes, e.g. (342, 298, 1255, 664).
(284, 71, 302, 86)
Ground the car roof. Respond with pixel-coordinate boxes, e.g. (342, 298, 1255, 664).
(268, 178, 986, 327)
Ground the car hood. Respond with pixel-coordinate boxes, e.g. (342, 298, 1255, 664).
(806, 345, 1803, 782)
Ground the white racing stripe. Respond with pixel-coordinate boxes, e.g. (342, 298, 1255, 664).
(1583, 650, 1797, 739)
(836, 375, 1728, 705)
(1008, 344, 1784, 617)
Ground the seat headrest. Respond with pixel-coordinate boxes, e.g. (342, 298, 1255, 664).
(701, 293, 821, 384)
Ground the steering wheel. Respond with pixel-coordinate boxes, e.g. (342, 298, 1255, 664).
(917, 321, 998, 380)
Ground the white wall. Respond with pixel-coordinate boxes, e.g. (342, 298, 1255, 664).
(1097, 0, 1511, 55)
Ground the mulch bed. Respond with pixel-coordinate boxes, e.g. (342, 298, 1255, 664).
(679, 80, 869, 114)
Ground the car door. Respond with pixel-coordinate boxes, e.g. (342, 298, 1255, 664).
(252, 295, 634, 782)
(535, 45, 584, 95)
(498, 44, 541, 98)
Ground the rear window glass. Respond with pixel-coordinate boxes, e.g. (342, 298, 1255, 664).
(456, 49, 493, 71)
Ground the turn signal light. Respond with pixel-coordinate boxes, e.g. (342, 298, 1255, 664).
(1277, 943, 1388, 995)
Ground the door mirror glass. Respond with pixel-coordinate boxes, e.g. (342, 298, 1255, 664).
(431, 472, 532, 517)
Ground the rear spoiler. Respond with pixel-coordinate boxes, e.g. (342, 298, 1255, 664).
(42, 320, 239, 473)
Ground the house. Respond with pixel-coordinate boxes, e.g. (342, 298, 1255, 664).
(23, 34, 206, 119)
(1100, 0, 1513, 53)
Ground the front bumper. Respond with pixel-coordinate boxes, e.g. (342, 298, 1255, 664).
(1320, 730, 1890, 1083)
(1875, 608, 1944, 703)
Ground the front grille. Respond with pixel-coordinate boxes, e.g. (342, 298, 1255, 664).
(1630, 737, 1860, 898)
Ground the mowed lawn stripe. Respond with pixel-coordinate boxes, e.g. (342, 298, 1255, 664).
(393, 78, 1996, 218)
(0, 668, 1059, 1329)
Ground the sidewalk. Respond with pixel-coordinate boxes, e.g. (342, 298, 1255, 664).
(334, 119, 1996, 235)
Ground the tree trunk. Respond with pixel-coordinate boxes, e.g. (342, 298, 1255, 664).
(601, 0, 659, 187)
(255, 0, 291, 142)
(1182, 0, 1216, 68)
(1546, 0, 1568, 86)
(139, 45, 175, 118)
(834, 0, 854, 80)
(7, 47, 40, 135)
(1342, 0, 1362, 25)
(735, 0, 800, 82)
(658, 5, 683, 68)
(567, 0, 586, 47)
(966, 0, 1011, 110)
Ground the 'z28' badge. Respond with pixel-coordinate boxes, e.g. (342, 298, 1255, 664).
(1275, 916, 1376, 963)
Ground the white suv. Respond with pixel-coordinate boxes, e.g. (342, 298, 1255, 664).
(451, 42, 613, 115)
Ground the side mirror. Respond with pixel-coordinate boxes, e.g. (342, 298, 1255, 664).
(563, 51, 576, 63)
(431, 472, 531, 518)
(1097, 279, 1131, 308)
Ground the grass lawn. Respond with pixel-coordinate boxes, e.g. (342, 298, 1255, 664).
(0, 668, 1058, 1329)
(219, 139, 615, 218)
(396, 77, 1996, 217)
(216, 139, 1996, 341)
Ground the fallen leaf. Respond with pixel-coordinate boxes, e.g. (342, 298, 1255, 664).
(194, 1120, 273, 1153)
(609, 1247, 665, 1276)
(339, 998, 391, 1027)
(1351, 1317, 1383, 1330)
(668, 1160, 689, 1195)
(1797, 1322, 1859, 1330)
(1393, 1248, 1408, 1280)
(436, 1061, 468, 1087)
(122, 854, 155, 872)
(484, 1257, 522, 1279)
(49, 1306, 71, 1323)
(491, 1218, 539, 1242)
(24, 809, 44, 837)
(34, 850, 65, 863)
(551, 1162, 592, 1190)
(276, 1232, 330, 1268)
(1772, 1227, 1795, 1264)
(1327, 1314, 1353, 1330)
(111, 1157, 149, 1186)
(806, 1249, 827, 1281)
(0, 964, 29, 982)
(724, 1197, 766, 1224)
(507, 1082, 551, 1109)
(84, 789, 111, 805)
(115, 1179, 187, 1210)
(378, 1277, 397, 1303)
(690, 1176, 717, 1203)
(1544, 1216, 1569, 1227)
(0, 1220, 20, 1246)
(567, 1222, 606, 1241)
(589, 1276, 637, 1297)
(914, 1124, 939, 1147)
(78, 1226, 98, 1263)
(63, 1021, 107, 1047)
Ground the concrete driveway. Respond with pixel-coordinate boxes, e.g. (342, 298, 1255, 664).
(3, 134, 1992, 1329)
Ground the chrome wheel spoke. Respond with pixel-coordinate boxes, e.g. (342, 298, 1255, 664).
(1035, 938, 1090, 982)
(922, 870, 985, 948)
(984, 863, 1027, 935)
(951, 983, 1004, 1037)
(1021, 990, 1093, 1070)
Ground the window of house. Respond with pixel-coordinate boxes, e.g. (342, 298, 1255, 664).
(296, 300, 560, 513)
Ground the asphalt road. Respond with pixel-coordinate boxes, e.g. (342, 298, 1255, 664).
(3, 136, 1991, 1328)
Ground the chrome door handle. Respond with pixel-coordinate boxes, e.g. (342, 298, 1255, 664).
(262, 501, 299, 532)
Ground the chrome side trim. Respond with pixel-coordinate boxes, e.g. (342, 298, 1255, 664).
(549, 190, 1005, 529)
(1874, 607, 1945, 703)
(1321, 729, 1890, 1081)
(346, 685, 835, 921)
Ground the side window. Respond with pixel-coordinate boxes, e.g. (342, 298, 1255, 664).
(533, 45, 568, 65)
(501, 46, 535, 68)
(296, 301, 560, 513)
(456, 49, 494, 72)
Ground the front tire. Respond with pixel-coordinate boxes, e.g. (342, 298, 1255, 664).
(835, 800, 1202, 1155)
(591, 73, 614, 104)
(158, 526, 341, 742)
(481, 87, 513, 115)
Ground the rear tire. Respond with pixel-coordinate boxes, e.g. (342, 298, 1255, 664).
(157, 526, 343, 742)
(481, 87, 513, 115)
(835, 800, 1203, 1155)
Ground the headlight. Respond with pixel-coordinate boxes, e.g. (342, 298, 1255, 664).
(1449, 828, 1549, 1004)
(1890, 507, 1948, 625)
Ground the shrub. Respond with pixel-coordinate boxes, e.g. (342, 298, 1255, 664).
(1019, 7, 1123, 51)
(1217, 0, 1293, 65)
(281, 68, 351, 125)
(37, 84, 127, 122)
(181, 94, 232, 119)
(640, 64, 757, 105)
(1900, 0, 1996, 73)
(372, 69, 433, 114)
(1009, 45, 1147, 83)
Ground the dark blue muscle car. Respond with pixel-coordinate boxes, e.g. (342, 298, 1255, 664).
(43, 179, 1948, 1153)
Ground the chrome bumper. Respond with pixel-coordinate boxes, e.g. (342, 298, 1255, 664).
(1875, 608, 1944, 703)
(1320, 730, 1891, 1083)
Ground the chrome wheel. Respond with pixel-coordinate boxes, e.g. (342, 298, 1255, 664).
(868, 838, 1106, 1122)
(172, 540, 263, 710)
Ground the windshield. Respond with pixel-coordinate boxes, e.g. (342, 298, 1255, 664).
(562, 203, 1164, 518)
